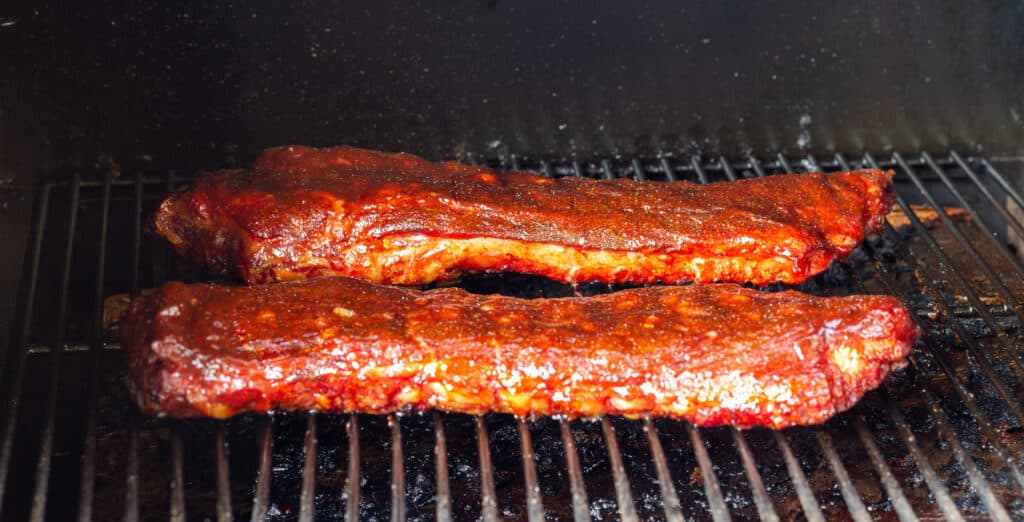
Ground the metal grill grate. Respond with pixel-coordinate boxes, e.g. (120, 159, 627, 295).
(1, 151, 1024, 520)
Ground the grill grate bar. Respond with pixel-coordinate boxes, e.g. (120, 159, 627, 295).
(539, 160, 554, 179)
(298, 413, 318, 522)
(558, 420, 591, 522)
(599, 159, 615, 180)
(979, 157, 1024, 212)
(718, 156, 740, 181)
(571, 160, 585, 179)
(685, 424, 731, 522)
(917, 387, 1013, 521)
(131, 172, 143, 297)
(772, 431, 825, 522)
(730, 428, 780, 522)
(856, 152, 1024, 418)
(775, 152, 795, 173)
(28, 174, 80, 522)
(76, 172, 112, 522)
(815, 430, 870, 522)
(642, 418, 684, 522)
(121, 173, 146, 522)
(476, 416, 500, 522)
(895, 152, 1024, 320)
(689, 157, 710, 184)
(949, 151, 1024, 242)
(344, 414, 361, 522)
(249, 417, 273, 522)
(860, 221, 1024, 491)
(865, 153, 1024, 392)
(851, 418, 918, 522)
(630, 158, 647, 181)
(659, 157, 679, 182)
(601, 417, 639, 521)
(432, 413, 452, 522)
(747, 155, 768, 178)
(216, 422, 233, 522)
(517, 418, 544, 521)
(389, 416, 406, 522)
(123, 423, 140, 522)
(0, 186, 48, 446)
(170, 426, 186, 522)
(883, 391, 965, 522)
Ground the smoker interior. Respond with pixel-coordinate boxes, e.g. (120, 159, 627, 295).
(0, 150, 1022, 520)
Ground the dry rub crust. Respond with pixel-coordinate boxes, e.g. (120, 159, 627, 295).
(121, 277, 918, 428)
(154, 145, 895, 286)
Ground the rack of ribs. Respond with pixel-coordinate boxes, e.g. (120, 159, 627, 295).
(121, 277, 918, 428)
(154, 145, 895, 286)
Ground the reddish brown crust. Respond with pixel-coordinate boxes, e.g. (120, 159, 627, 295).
(121, 278, 918, 428)
(153, 145, 895, 286)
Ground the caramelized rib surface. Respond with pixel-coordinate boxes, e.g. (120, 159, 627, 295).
(121, 278, 917, 428)
(154, 146, 894, 285)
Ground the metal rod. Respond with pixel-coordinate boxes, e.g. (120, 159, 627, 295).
(432, 413, 452, 522)
(685, 424, 731, 522)
(895, 152, 1024, 321)
(917, 387, 1012, 521)
(883, 391, 964, 522)
(852, 418, 918, 522)
(123, 423, 140, 522)
(0, 184, 48, 418)
(600, 159, 615, 180)
(979, 157, 1024, 212)
(865, 153, 1024, 384)
(747, 154, 768, 178)
(571, 160, 585, 179)
(600, 417, 638, 522)
(630, 158, 647, 181)
(122, 171, 145, 522)
(899, 267, 1024, 424)
(216, 422, 233, 522)
(775, 153, 794, 173)
(517, 418, 544, 522)
(170, 426, 186, 522)
(851, 240, 1024, 490)
(539, 160, 553, 179)
(642, 418, 684, 522)
(921, 152, 1024, 294)
(298, 413, 318, 522)
(476, 416, 499, 522)
(250, 416, 273, 522)
(855, 152, 1024, 424)
(29, 173, 81, 522)
(815, 430, 870, 522)
(772, 431, 825, 522)
(948, 151, 1024, 249)
(559, 420, 591, 522)
(718, 156, 740, 181)
(76, 172, 113, 522)
(660, 157, 679, 182)
(344, 415, 361, 522)
(390, 416, 406, 522)
(131, 171, 143, 297)
(689, 156, 710, 184)
(730, 428, 780, 522)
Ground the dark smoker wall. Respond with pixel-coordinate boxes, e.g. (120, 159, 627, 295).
(2, 1, 1024, 182)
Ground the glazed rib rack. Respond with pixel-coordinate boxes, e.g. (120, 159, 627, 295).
(2, 150, 1024, 520)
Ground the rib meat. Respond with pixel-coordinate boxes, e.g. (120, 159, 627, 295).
(154, 145, 895, 286)
(121, 277, 918, 428)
